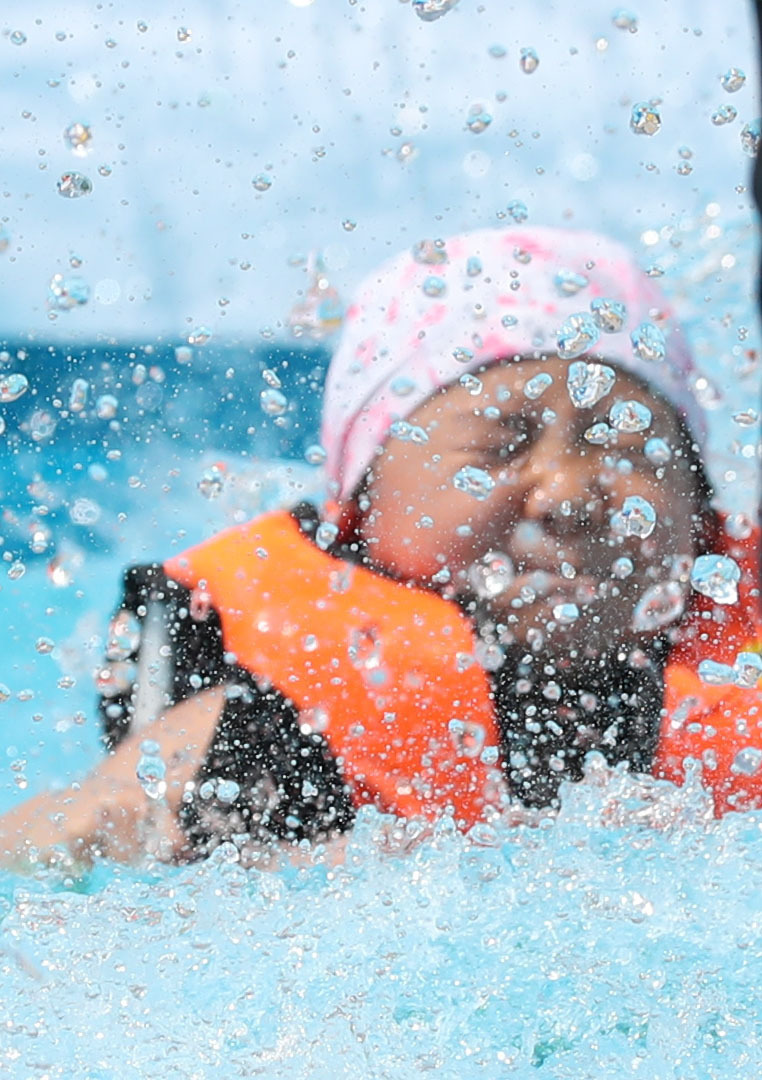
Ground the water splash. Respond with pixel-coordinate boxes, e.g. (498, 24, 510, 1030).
(611, 495, 656, 538)
(690, 554, 741, 604)
(566, 361, 616, 408)
(556, 313, 600, 359)
(452, 465, 495, 500)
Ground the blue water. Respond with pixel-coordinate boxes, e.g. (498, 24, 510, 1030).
(2, 344, 762, 1077)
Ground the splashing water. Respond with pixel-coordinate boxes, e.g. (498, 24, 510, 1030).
(567, 361, 616, 408)
(523, 372, 553, 399)
(590, 296, 627, 333)
(721, 67, 746, 92)
(553, 269, 588, 296)
(632, 580, 685, 632)
(466, 550, 514, 598)
(0, 372, 29, 402)
(611, 495, 657, 538)
(519, 46, 539, 74)
(556, 312, 600, 359)
(690, 554, 741, 605)
(630, 101, 662, 136)
(609, 399, 652, 432)
(136, 739, 167, 801)
(56, 172, 93, 198)
(452, 465, 495, 500)
(412, 0, 460, 21)
(631, 321, 666, 362)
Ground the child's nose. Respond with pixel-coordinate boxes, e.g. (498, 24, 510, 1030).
(519, 444, 603, 526)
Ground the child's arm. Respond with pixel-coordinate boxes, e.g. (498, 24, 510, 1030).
(0, 686, 225, 868)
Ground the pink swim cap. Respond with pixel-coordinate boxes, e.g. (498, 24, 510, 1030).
(321, 226, 705, 501)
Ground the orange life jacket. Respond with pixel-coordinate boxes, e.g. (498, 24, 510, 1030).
(165, 511, 502, 828)
(165, 511, 762, 822)
(653, 521, 762, 814)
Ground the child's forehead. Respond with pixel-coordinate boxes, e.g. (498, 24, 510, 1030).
(422, 356, 653, 409)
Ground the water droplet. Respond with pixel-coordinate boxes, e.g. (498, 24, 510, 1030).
(612, 556, 634, 578)
(34, 636, 54, 654)
(10, 30, 27, 46)
(0, 373, 28, 402)
(136, 739, 167, 800)
(519, 47, 539, 73)
(459, 373, 482, 396)
(630, 102, 661, 136)
(305, 443, 326, 465)
(711, 104, 737, 126)
(177, 26, 191, 42)
(316, 521, 339, 551)
(342, 219, 356, 231)
(252, 174, 272, 192)
(734, 651, 762, 688)
(690, 554, 740, 604)
(215, 778, 241, 804)
(556, 312, 600, 359)
(95, 393, 118, 419)
(137, 20, 148, 32)
(725, 513, 753, 541)
(8, 561, 25, 580)
(466, 550, 514, 598)
(412, 0, 460, 21)
(288, 253, 344, 339)
(466, 256, 482, 277)
(741, 119, 761, 157)
(390, 376, 416, 396)
(57, 172, 92, 198)
(389, 420, 429, 443)
(631, 581, 685, 631)
(466, 105, 492, 133)
(644, 436, 671, 464)
(631, 321, 666, 362)
(732, 747, 762, 776)
(553, 269, 588, 296)
(501, 314, 517, 328)
(261, 368, 282, 389)
(584, 422, 617, 446)
(609, 399, 652, 433)
(505, 200, 528, 223)
(422, 275, 446, 298)
(453, 465, 495, 501)
(611, 495, 656, 538)
(63, 121, 92, 155)
(198, 463, 226, 499)
(612, 9, 638, 31)
(552, 602, 579, 624)
(567, 361, 616, 408)
(721, 67, 746, 93)
(107, 611, 140, 660)
(523, 372, 553, 400)
(48, 273, 90, 310)
(187, 326, 211, 346)
(698, 659, 735, 685)
(590, 297, 627, 333)
(453, 346, 474, 364)
(412, 238, 448, 264)
(70, 497, 101, 525)
(260, 388, 288, 416)
(732, 408, 757, 428)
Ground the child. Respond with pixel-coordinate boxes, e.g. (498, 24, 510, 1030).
(1, 225, 760, 868)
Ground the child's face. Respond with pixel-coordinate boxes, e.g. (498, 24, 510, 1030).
(356, 356, 705, 653)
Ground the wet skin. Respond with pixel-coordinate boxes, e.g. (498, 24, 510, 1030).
(355, 356, 707, 655)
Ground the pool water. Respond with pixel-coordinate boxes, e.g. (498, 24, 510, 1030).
(2, 339, 762, 1078)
